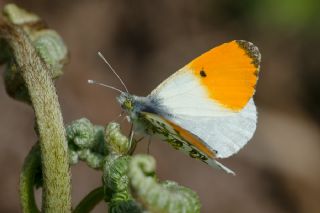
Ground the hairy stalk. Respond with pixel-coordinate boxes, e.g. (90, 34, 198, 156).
(0, 21, 71, 212)
(73, 187, 105, 213)
(20, 144, 41, 213)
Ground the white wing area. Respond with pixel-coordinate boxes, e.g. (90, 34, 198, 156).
(169, 99, 256, 158)
(150, 67, 257, 158)
(150, 68, 234, 117)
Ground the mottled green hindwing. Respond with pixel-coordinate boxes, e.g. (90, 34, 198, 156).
(138, 112, 209, 163)
(133, 112, 235, 175)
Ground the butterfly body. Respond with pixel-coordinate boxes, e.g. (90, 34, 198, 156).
(117, 93, 229, 171)
(116, 40, 261, 175)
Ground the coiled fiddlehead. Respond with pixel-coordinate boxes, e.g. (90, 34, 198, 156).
(66, 118, 106, 169)
(103, 155, 142, 213)
(70, 120, 201, 213)
(102, 123, 143, 213)
(129, 155, 201, 213)
(1, 3, 68, 104)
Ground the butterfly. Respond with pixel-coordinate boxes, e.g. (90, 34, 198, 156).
(90, 40, 261, 175)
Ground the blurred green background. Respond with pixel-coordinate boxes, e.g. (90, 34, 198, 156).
(0, 0, 320, 212)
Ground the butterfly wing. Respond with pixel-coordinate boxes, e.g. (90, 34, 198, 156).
(138, 111, 235, 175)
(148, 40, 260, 158)
(165, 98, 257, 158)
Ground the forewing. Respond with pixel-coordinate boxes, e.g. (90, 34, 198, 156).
(150, 40, 260, 115)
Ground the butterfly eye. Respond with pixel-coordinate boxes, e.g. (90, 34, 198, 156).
(123, 100, 133, 110)
(200, 70, 207, 77)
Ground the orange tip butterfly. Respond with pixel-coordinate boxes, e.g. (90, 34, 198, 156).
(90, 40, 261, 175)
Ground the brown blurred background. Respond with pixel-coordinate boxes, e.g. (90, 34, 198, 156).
(1, 0, 320, 212)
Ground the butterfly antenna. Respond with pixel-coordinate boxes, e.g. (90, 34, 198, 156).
(98, 52, 129, 93)
(88, 80, 124, 94)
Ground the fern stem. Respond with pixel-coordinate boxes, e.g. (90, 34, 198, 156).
(73, 187, 104, 213)
(19, 144, 41, 213)
(0, 21, 71, 212)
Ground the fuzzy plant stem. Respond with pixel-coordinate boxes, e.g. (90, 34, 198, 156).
(0, 21, 71, 212)
(20, 144, 41, 213)
(73, 187, 105, 213)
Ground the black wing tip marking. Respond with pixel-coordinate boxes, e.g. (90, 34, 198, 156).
(235, 40, 261, 70)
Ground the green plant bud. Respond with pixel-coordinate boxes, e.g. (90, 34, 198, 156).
(66, 118, 97, 149)
(3, 3, 40, 25)
(68, 149, 79, 165)
(109, 192, 142, 213)
(32, 30, 68, 79)
(161, 181, 201, 213)
(1, 4, 68, 104)
(103, 155, 131, 194)
(92, 125, 106, 155)
(105, 122, 130, 155)
(78, 149, 105, 169)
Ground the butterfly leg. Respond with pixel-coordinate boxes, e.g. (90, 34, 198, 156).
(129, 128, 134, 147)
(147, 136, 152, 154)
(126, 129, 134, 153)
(112, 110, 125, 122)
(128, 136, 144, 155)
(124, 123, 133, 152)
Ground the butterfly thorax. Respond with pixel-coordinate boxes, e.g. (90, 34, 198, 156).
(117, 92, 172, 134)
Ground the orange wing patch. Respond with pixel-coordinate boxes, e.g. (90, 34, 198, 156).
(188, 40, 260, 111)
(164, 118, 216, 158)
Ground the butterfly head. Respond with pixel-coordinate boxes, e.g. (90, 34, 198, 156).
(117, 92, 138, 116)
(117, 92, 155, 120)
